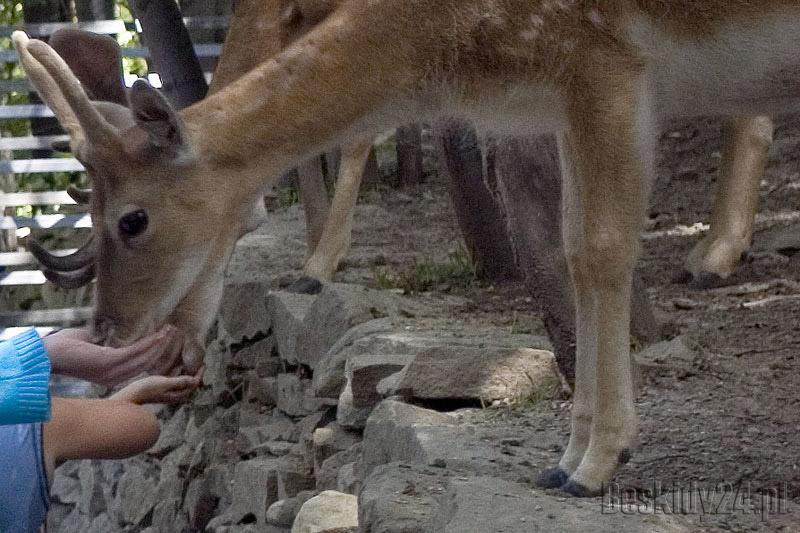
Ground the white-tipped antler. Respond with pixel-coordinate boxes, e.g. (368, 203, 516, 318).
(12, 31, 119, 153)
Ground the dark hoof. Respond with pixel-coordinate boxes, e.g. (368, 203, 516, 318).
(618, 448, 632, 465)
(288, 276, 323, 295)
(687, 271, 728, 290)
(536, 467, 570, 489)
(561, 479, 598, 498)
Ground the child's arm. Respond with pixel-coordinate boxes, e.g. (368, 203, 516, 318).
(44, 326, 182, 386)
(42, 374, 200, 477)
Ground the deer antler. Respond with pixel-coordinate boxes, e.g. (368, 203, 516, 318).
(42, 263, 96, 290)
(12, 31, 87, 152)
(66, 184, 92, 205)
(12, 32, 120, 153)
(28, 235, 95, 272)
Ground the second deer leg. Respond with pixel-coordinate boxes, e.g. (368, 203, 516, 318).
(302, 141, 372, 283)
(683, 115, 772, 288)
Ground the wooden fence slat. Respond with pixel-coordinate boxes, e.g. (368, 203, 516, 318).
(0, 135, 69, 151)
(0, 19, 126, 37)
(0, 214, 91, 230)
(0, 79, 31, 94)
(0, 270, 46, 285)
(0, 44, 222, 63)
(1, 191, 76, 206)
(0, 16, 229, 38)
(0, 249, 78, 266)
(0, 326, 56, 339)
(0, 307, 93, 326)
(0, 105, 53, 119)
(0, 158, 84, 173)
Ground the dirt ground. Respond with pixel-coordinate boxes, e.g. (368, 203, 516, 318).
(227, 115, 800, 531)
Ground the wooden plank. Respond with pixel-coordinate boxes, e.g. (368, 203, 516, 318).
(0, 307, 93, 326)
(0, 158, 84, 174)
(0, 105, 53, 119)
(0, 135, 69, 151)
(0, 249, 78, 266)
(0, 214, 91, 230)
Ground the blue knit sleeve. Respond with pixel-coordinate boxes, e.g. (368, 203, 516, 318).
(0, 328, 51, 425)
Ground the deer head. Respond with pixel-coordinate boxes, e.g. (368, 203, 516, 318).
(13, 31, 265, 371)
(12, 0, 343, 371)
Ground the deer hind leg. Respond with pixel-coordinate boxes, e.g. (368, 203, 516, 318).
(301, 140, 372, 283)
(545, 71, 652, 497)
(683, 115, 772, 289)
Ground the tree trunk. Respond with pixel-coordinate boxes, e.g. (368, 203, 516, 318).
(131, 0, 209, 109)
(395, 124, 424, 187)
(488, 135, 661, 387)
(434, 122, 520, 282)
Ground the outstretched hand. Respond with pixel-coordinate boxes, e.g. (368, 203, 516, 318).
(45, 325, 184, 387)
(111, 370, 203, 405)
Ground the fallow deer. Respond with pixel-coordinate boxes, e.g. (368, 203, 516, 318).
(12, 0, 798, 495)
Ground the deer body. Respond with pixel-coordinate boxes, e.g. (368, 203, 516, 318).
(13, 0, 800, 496)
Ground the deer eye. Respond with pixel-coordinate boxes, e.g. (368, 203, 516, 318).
(118, 210, 148, 238)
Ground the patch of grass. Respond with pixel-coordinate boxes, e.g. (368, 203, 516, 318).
(372, 245, 477, 294)
(277, 185, 301, 207)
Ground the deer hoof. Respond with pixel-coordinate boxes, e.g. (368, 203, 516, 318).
(618, 448, 632, 465)
(560, 479, 598, 498)
(288, 276, 323, 295)
(536, 466, 570, 489)
(687, 271, 727, 290)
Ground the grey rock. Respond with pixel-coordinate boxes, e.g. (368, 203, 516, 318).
(635, 336, 697, 369)
(347, 354, 413, 408)
(359, 400, 456, 479)
(297, 284, 404, 370)
(233, 337, 277, 372)
(317, 443, 363, 492)
(277, 465, 316, 501)
(230, 457, 281, 524)
(149, 405, 191, 457)
(336, 463, 360, 495)
(78, 460, 107, 516)
(267, 491, 316, 528)
(243, 371, 277, 406)
(151, 498, 181, 533)
(268, 291, 316, 364)
(291, 491, 358, 533)
(85, 513, 116, 533)
(312, 424, 362, 476)
(277, 374, 324, 417)
(115, 465, 158, 525)
(220, 281, 273, 342)
(313, 319, 396, 398)
(50, 467, 81, 505)
(359, 464, 690, 533)
(53, 508, 93, 533)
(375, 369, 406, 398)
(396, 346, 559, 403)
(335, 380, 374, 429)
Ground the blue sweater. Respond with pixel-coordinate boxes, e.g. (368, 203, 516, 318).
(0, 328, 50, 425)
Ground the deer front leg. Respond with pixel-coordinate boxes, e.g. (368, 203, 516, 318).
(683, 115, 772, 289)
(546, 70, 651, 497)
(297, 156, 332, 255)
(302, 141, 371, 282)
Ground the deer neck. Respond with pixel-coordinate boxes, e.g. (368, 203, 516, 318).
(180, 2, 441, 204)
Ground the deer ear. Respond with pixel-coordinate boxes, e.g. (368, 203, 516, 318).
(48, 28, 127, 106)
(129, 79, 187, 151)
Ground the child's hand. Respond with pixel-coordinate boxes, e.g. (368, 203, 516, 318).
(111, 370, 203, 405)
(45, 326, 183, 387)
